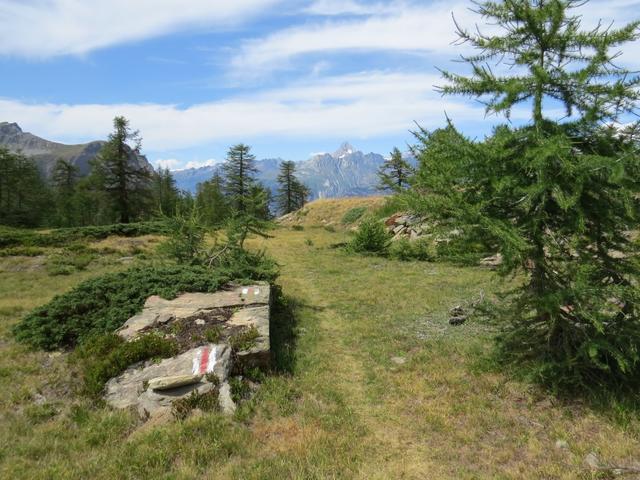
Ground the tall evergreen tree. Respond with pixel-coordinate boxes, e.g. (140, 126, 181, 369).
(248, 184, 273, 220)
(0, 147, 51, 227)
(51, 158, 79, 227)
(152, 168, 180, 216)
(411, 0, 640, 391)
(92, 116, 152, 223)
(222, 143, 257, 213)
(377, 147, 413, 192)
(276, 160, 309, 214)
(196, 173, 229, 226)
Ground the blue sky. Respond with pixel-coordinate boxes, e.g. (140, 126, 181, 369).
(1, 0, 639, 169)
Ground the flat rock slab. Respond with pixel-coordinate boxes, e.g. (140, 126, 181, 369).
(105, 344, 231, 417)
(106, 283, 272, 419)
(229, 305, 271, 371)
(117, 283, 270, 340)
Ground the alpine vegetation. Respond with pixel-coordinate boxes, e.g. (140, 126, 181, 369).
(407, 0, 640, 393)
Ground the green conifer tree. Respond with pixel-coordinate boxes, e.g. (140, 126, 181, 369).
(411, 0, 640, 391)
(377, 147, 413, 192)
(276, 160, 309, 214)
(222, 143, 258, 213)
(0, 147, 51, 227)
(51, 158, 79, 226)
(196, 173, 230, 226)
(152, 168, 180, 216)
(92, 116, 152, 223)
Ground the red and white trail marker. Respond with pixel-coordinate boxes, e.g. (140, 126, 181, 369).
(192, 346, 217, 375)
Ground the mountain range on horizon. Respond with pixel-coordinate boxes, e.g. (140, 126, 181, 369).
(0, 122, 415, 201)
(171, 142, 416, 200)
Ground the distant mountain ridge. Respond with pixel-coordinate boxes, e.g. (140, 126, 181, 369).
(0, 123, 413, 200)
(172, 142, 415, 200)
(0, 122, 153, 176)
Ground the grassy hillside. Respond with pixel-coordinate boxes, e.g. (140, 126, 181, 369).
(0, 201, 639, 478)
(278, 196, 385, 228)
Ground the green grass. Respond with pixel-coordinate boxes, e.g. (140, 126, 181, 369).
(0, 222, 639, 478)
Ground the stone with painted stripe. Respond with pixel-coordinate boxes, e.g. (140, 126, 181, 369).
(104, 343, 231, 414)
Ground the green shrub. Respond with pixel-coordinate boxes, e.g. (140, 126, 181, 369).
(229, 326, 260, 351)
(435, 232, 490, 266)
(159, 207, 207, 264)
(291, 225, 304, 231)
(172, 390, 219, 420)
(373, 196, 408, 220)
(348, 217, 390, 254)
(341, 206, 367, 224)
(46, 249, 95, 276)
(0, 246, 45, 257)
(0, 221, 168, 249)
(389, 238, 436, 261)
(74, 333, 178, 397)
(323, 225, 336, 233)
(229, 377, 252, 403)
(205, 326, 223, 343)
(14, 263, 276, 350)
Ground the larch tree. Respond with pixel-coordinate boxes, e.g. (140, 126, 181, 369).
(377, 147, 414, 192)
(0, 147, 51, 227)
(51, 158, 79, 226)
(276, 160, 309, 214)
(411, 0, 640, 391)
(222, 143, 258, 213)
(92, 116, 151, 223)
(196, 172, 230, 226)
(152, 168, 180, 216)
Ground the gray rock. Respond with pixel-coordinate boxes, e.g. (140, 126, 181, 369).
(218, 382, 236, 415)
(555, 439, 569, 450)
(584, 452, 600, 470)
(390, 356, 406, 365)
(228, 305, 271, 371)
(449, 305, 468, 325)
(138, 381, 217, 419)
(117, 283, 271, 340)
(480, 253, 503, 269)
(148, 374, 203, 391)
(449, 316, 468, 326)
(105, 344, 231, 415)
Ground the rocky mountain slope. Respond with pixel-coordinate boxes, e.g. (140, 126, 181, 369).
(172, 142, 414, 200)
(0, 122, 153, 176)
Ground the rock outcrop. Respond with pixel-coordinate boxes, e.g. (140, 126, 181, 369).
(105, 283, 271, 420)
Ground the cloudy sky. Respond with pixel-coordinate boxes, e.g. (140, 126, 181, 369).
(1, 0, 638, 169)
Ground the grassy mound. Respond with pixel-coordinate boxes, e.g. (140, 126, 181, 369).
(13, 263, 277, 350)
(279, 197, 385, 227)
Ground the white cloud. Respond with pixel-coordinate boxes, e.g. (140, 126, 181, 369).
(232, 0, 640, 75)
(304, 0, 397, 16)
(0, 71, 481, 153)
(232, 1, 471, 74)
(0, 0, 283, 58)
(153, 158, 182, 169)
